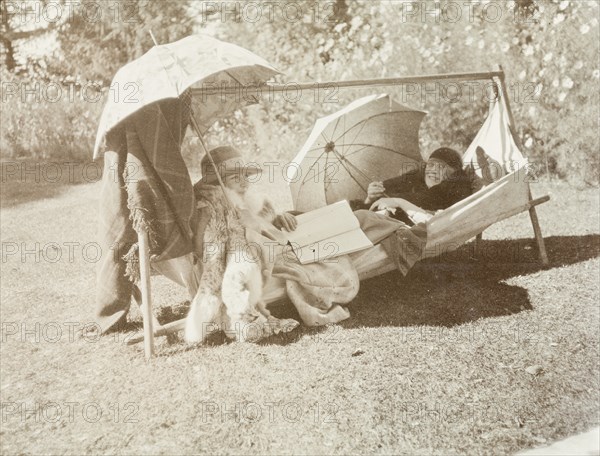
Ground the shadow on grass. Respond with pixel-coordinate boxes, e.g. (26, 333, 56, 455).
(0, 160, 102, 208)
(126, 298, 317, 349)
(344, 234, 600, 329)
(115, 234, 600, 347)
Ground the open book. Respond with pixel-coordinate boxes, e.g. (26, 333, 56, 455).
(285, 200, 373, 264)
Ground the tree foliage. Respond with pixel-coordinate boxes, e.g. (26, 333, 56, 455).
(201, 0, 599, 185)
(1, 0, 598, 185)
(55, 0, 193, 85)
(1, 0, 193, 84)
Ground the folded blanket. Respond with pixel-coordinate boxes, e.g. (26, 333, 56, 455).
(272, 253, 357, 326)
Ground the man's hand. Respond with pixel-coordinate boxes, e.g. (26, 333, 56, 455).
(364, 181, 386, 205)
(273, 213, 298, 232)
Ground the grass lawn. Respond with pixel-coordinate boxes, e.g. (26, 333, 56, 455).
(1, 166, 599, 455)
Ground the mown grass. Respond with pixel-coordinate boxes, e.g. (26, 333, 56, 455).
(0, 170, 598, 455)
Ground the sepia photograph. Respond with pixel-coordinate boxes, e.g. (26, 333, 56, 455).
(1, 0, 599, 454)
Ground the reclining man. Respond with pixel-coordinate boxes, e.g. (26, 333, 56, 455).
(351, 147, 472, 224)
(348, 147, 473, 275)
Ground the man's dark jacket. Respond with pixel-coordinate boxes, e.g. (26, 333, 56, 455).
(350, 169, 473, 224)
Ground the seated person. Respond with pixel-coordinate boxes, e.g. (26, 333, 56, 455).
(350, 147, 472, 224)
(187, 146, 299, 344)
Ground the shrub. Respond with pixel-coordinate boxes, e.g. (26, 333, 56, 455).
(1, 70, 103, 162)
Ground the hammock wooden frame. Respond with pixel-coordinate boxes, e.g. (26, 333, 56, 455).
(131, 65, 550, 359)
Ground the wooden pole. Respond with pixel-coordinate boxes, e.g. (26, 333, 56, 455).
(138, 230, 155, 359)
(127, 318, 185, 345)
(496, 65, 524, 150)
(191, 70, 505, 97)
(526, 190, 550, 265)
(474, 233, 483, 259)
(495, 65, 549, 266)
(132, 284, 162, 331)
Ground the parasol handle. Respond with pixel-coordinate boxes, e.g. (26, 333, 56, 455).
(188, 115, 234, 207)
(149, 30, 158, 46)
(330, 148, 391, 199)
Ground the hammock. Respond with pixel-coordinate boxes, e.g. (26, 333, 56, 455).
(352, 94, 548, 280)
(124, 68, 550, 354)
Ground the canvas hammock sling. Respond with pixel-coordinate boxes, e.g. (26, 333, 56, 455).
(125, 66, 550, 358)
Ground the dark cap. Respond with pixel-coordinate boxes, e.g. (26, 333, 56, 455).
(199, 146, 261, 184)
(429, 147, 463, 171)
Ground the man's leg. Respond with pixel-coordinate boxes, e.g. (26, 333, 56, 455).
(95, 148, 137, 333)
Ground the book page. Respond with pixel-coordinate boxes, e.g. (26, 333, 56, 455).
(286, 200, 359, 248)
(284, 200, 373, 264)
(292, 228, 373, 264)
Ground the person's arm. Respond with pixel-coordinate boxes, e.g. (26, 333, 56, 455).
(348, 181, 387, 211)
(353, 171, 421, 210)
(396, 199, 434, 224)
(258, 197, 298, 232)
(369, 197, 434, 224)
